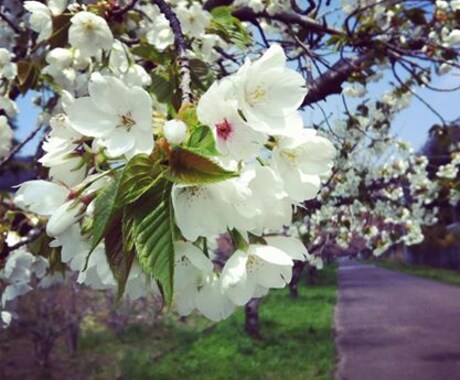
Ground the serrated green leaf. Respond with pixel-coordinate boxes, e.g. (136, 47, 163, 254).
(116, 154, 163, 207)
(126, 180, 175, 304)
(211, 6, 232, 20)
(131, 44, 166, 64)
(210, 6, 251, 49)
(150, 72, 174, 103)
(92, 173, 122, 249)
(105, 218, 136, 300)
(187, 125, 220, 156)
(168, 147, 237, 185)
(189, 59, 214, 90)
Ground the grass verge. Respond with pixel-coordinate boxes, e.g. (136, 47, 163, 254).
(80, 264, 338, 380)
(372, 261, 460, 286)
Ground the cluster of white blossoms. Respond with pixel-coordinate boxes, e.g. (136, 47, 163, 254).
(7, 38, 335, 321)
(0, 115, 14, 158)
(0, 247, 64, 328)
(294, 80, 458, 258)
(2, 0, 459, 327)
(437, 153, 460, 179)
(0, 48, 17, 80)
(0, 47, 16, 159)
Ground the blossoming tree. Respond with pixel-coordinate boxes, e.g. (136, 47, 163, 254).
(1, 0, 460, 334)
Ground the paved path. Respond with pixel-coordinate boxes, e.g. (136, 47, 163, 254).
(335, 260, 460, 380)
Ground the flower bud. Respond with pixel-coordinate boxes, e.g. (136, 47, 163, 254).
(164, 119, 187, 145)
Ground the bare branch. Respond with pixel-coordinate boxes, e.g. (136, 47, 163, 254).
(232, 7, 343, 36)
(0, 123, 43, 170)
(302, 55, 369, 106)
(0, 12, 20, 34)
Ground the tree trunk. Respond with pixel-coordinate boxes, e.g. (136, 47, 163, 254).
(307, 265, 317, 284)
(34, 334, 55, 368)
(245, 298, 261, 339)
(289, 261, 305, 298)
(66, 321, 80, 355)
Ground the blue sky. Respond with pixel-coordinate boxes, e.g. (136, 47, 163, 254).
(306, 72, 460, 150)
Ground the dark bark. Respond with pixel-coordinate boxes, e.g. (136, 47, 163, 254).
(203, 0, 234, 11)
(302, 54, 369, 106)
(245, 298, 262, 339)
(307, 265, 318, 285)
(289, 260, 306, 298)
(33, 334, 56, 368)
(66, 322, 80, 355)
(232, 7, 341, 36)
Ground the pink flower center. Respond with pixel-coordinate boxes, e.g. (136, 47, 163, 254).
(216, 118, 233, 141)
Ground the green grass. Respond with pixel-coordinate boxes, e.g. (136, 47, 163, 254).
(373, 261, 460, 286)
(78, 264, 338, 380)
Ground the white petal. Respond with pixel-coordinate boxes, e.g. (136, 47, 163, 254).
(264, 236, 309, 261)
(175, 241, 214, 273)
(101, 128, 135, 158)
(88, 74, 131, 116)
(67, 97, 116, 137)
(195, 276, 235, 321)
(46, 201, 82, 237)
(15, 180, 68, 215)
(250, 245, 293, 266)
(221, 250, 248, 288)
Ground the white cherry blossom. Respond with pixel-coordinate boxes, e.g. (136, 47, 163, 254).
(197, 79, 267, 160)
(68, 12, 114, 58)
(221, 244, 294, 306)
(232, 44, 308, 133)
(67, 74, 154, 158)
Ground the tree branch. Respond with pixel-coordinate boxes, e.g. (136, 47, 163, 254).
(152, 0, 192, 106)
(232, 7, 343, 36)
(0, 123, 43, 170)
(0, 12, 20, 34)
(302, 54, 369, 106)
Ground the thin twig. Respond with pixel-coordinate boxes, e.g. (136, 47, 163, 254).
(7, 227, 45, 252)
(152, 0, 192, 106)
(0, 123, 43, 170)
(0, 12, 20, 34)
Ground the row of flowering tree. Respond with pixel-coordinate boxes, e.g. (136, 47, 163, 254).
(1, 0, 460, 333)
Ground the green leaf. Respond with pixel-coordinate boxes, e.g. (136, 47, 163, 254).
(16, 60, 40, 93)
(177, 104, 199, 128)
(126, 180, 175, 304)
(116, 154, 163, 207)
(131, 44, 166, 65)
(150, 73, 174, 103)
(210, 6, 251, 49)
(189, 59, 214, 91)
(92, 173, 122, 249)
(229, 228, 249, 252)
(187, 125, 220, 157)
(105, 218, 136, 300)
(167, 147, 237, 185)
